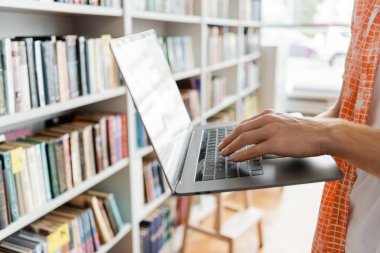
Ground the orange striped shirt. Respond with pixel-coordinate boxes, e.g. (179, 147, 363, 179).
(312, 0, 380, 252)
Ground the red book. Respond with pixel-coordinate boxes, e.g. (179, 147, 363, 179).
(121, 114, 129, 158)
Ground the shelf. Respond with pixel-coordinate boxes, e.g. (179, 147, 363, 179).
(239, 20, 261, 27)
(205, 17, 239, 26)
(139, 191, 172, 221)
(131, 11, 201, 24)
(137, 145, 155, 157)
(240, 52, 261, 63)
(204, 95, 238, 119)
(0, 0, 123, 16)
(238, 85, 260, 98)
(206, 58, 239, 73)
(0, 87, 126, 130)
(0, 158, 129, 241)
(173, 68, 201, 81)
(96, 223, 132, 253)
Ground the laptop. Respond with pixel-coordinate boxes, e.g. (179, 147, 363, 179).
(110, 30, 343, 195)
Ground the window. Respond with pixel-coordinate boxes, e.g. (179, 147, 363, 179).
(262, 0, 353, 94)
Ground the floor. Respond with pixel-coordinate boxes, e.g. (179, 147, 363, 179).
(184, 183, 324, 253)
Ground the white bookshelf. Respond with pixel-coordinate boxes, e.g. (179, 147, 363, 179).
(0, 158, 129, 241)
(0, 0, 123, 16)
(0, 0, 261, 252)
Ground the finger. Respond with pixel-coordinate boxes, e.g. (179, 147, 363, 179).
(240, 109, 274, 124)
(220, 128, 268, 156)
(230, 142, 272, 162)
(218, 113, 274, 151)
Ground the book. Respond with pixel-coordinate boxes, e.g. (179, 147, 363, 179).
(0, 150, 19, 222)
(65, 35, 80, 99)
(47, 127, 82, 187)
(0, 52, 6, 115)
(56, 40, 70, 102)
(70, 194, 114, 244)
(23, 38, 39, 109)
(0, 160, 8, 229)
(1, 38, 15, 114)
(78, 36, 88, 96)
(40, 130, 73, 190)
(208, 26, 237, 65)
(134, 0, 194, 15)
(42, 39, 60, 105)
(143, 160, 166, 203)
(158, 36, 195, 73)
(34, 40, 46, 108)
(10, 41, 22, 112)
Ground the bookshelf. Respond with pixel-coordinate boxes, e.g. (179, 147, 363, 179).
(0, 0, 261, 252)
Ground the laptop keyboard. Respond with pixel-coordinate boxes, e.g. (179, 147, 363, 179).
(195, 126, 264, 181)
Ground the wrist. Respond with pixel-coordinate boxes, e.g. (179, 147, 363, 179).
(322, 120, 347, 157)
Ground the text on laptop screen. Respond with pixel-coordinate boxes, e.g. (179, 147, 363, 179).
(110, 30, 192, 186)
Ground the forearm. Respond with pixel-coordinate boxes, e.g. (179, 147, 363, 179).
(326, 121, 380, 179)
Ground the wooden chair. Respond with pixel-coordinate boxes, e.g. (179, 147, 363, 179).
(180, 191, 264, 253)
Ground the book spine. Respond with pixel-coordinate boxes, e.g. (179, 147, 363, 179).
(70, 131, 82, 187)
(11, 41, 22, 112)
(25, 147, 43, 207)
(115, 115, 122, 162)
(0, 51, 6, 115)
(62, 135, 73, 190)
(34, 40, 46, 107)
(42, 41, 56, 105)
(83, 209, 95, 253)
(56, 41, 70, 102)
(18, 151, 34, 213)
(46, 142, 60, 198)
(108, 193, 123, 231)
(99, 118, 109, 169)
(86, 39, 95, 94)
(87, 208, 101, 251)
(83, 127, 96, 179)
(0, 161, 8, 228)
(65, 35, 80, 99)
(18, 41, 32, 111)
(32, 144, 47, 204)
(13, 173, 25, 216)
(24, 38, 39, 108)
(92, 123, 103, 173)
(1, 38, 15, 114)
(121, 113, 128, 158)
(78, 36, 88, 96)
(39, 142, 52, 201)
(107, 116, 117, 165)
(103, 198, 118, 234)
(54, 138, 68, 193)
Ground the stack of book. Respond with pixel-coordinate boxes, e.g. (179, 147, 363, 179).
(243, 94, 259, 119)
(41, 0, 121, 8)
(0, 35, 120, 116)
(143, 160, 166, 203)
(178, 77, 201, 120)
(157, 36, 195, 74)
(140, 197, 188, 253)
(206, 75, 228, 109)
(207, 0, 229, 18)
(135, 112, 150, 148)
(0, 113, 128, 227)
(0, 191, 124, 253)
(133, 0, 194, 15)
(208, 107, 236, 123)
(208, 26, 237, 65)
(242, 61, 259, 89)
(244, 27, 260, 54)
(242, 0, 261, 21)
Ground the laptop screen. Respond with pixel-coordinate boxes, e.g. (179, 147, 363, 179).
(110, 30, 192, 188)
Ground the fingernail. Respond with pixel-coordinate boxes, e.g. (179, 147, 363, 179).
(221, 148, 227, 156)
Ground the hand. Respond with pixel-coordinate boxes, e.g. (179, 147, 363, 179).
(218, 109, 338, 162)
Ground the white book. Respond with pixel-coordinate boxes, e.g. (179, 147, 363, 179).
(19, 150, 35, 213)
(34, 41, 46, 107)
(11, 42, 22, 112)
(56, 41, 70, 101)
(24, 145, 44, 207)
(1, 39, 15, 114)
(94, 38, 106, 92)
(18, 41, 32, 111)
(86, 39, 96, 94)
(183, 36, 195, 70)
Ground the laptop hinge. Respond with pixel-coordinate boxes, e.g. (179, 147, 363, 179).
(173, 125, 194, 191)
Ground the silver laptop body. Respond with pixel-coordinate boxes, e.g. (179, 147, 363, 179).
(110, 30, 342, 195)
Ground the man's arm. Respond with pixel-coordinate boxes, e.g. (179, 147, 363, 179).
(218, 113, 380, 179)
